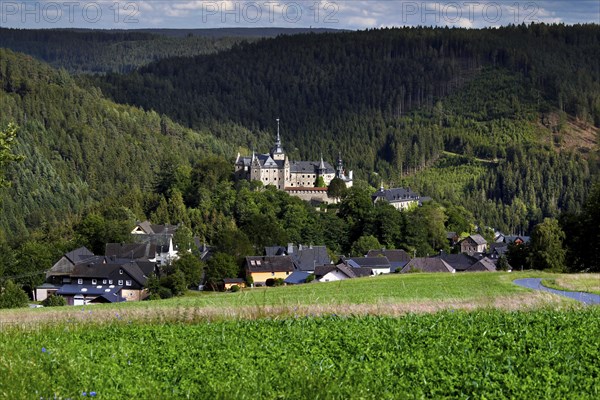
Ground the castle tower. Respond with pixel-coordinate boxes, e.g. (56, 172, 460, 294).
(271, 118, 285, 161)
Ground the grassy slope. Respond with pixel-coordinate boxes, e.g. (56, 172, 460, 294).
(0, 272, 579, 325)
(1, 273, 596, 398)
(541, 274, 600, 295)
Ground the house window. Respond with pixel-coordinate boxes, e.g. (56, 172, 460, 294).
(250, 260, 256, 266)
(108, 280, 113, 285)
(77, 279, 83, 285)
(102, 279, 107, 284)
(256, 260, 261, 266)
(118, 280, 124, 286)
(91, 279, 97, 285)
(271, 272, 275, 276)
(286, 271, 290, 275)
(126, 280, 132, 287)
(119, 269, 123, 275)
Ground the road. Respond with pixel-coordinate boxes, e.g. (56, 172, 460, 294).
(513, 278, 600, 305)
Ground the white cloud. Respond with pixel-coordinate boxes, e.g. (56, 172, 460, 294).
(1, 0, 597, 29)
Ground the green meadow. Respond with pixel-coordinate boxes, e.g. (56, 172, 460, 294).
(1, 272, 598, 399)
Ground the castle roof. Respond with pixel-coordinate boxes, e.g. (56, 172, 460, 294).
(372, 187, 420, 203)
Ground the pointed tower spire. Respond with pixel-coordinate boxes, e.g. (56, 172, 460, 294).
(319, 153, 326, 170)
(276, 118, 281, 145)
(271, 118, 285, 159)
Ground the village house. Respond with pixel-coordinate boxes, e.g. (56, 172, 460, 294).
(366, 249, 411, 272)
(131, 220, 179, 265)
(265, 243, 331, 273)
(314, 263, 373, 282)
(222, 278, 246, 290)
(460, 234, 488, 255)
(401, 258, 456, 273)
(245, 255, 295, 285)
(39, 245, 156, 305)
(234, 119, 353, 203)
(344, 257, 392, 275)
(371, 186, 422, 211)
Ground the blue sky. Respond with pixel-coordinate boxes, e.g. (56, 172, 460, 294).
(1, 1, 598, 29)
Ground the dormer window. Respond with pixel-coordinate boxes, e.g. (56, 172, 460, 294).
(119, 269, 123, 275)
(91, 279, 97, 285)
(77, 279, 83, 285)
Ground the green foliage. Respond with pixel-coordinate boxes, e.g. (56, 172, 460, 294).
(350, 235, 381, 257)
(0, 279, 28, 309)
(0, 309, 599, 398)
(75, 213, 132, 255)
(496, 255, 510, 272)
(0, 122, 23, 187)
(0, 28, 255, 74)
(41, 294, 66, 307)
(315, 176, 326, 188)
(528, 218, 567, 272)
(562, 182, 600, 272)
(327, 177, 347, 199)
(172, 253, 204, 288)
(230, 285, 240, 293)
(206, 252, 240, 291)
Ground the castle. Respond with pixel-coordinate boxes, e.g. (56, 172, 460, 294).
(234, 120, 352, 202)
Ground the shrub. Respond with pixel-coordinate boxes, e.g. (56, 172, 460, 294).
(230, 285, 240, 292)
(0, 280, 28, 309)
(42, 294, 66, 307)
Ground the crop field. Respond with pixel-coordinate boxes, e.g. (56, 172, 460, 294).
(0, 308, 598, 399)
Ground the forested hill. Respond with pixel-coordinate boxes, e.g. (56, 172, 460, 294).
(0, 48, 240, 239)
(0, 28, 258, 74)
(95, 24, 600, 160)
(94, 24, 600, 232)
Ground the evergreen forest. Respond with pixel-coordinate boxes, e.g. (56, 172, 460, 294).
(0, 25, 599, 297)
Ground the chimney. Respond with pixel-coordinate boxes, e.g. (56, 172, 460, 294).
(287, 243, 294, 254)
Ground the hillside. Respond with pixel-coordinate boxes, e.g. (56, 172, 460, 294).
(0, 48, 238, 239)
(93, 24, 600, 232)
(0, 28, 258, 74)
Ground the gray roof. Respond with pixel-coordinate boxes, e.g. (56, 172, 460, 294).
(134, 221, 178, 235)
(401, 258, 455, 273)
(284, 271, 311, 284)
(264, 244, 330, 271)
(432, 253, 478, 271)
(314, 264, 372, 279)
(366, 249, 411, 263)
(465, 234, 488, 246)
(56, 284, 124, 302)
(105, 242, 157, 260)
(293, 246, 330, 271)
(245, 256, 295, 273)
(64, 247, 95, 264)
(290, 160, 335, 174)
(372, 187, 420, 203)
(467, 257, 497, 272)
(347, 257, 391, 269)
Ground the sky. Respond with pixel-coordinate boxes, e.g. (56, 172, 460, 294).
(0, 1, 598, 30)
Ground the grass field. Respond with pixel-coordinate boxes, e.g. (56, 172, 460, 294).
(0, 271, 576, 326)
(1, 272, 597, 398)
(541, 274, 600, 295)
